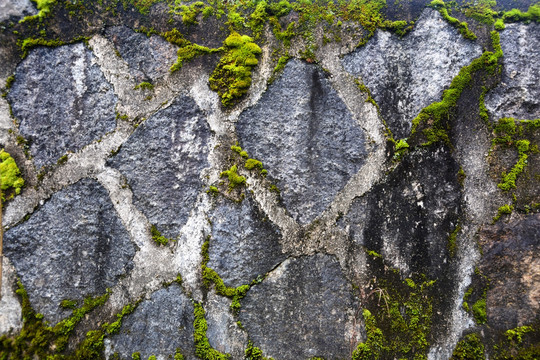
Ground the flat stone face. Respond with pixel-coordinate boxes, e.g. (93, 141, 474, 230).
(342, 8, 482, 139)
(108, 95, 211, 239)
(237, 59, 367, 224)
(3, 178, 135, 324)
(105, 26, 178, 83)
(0, 0, 36, 22)
(238, 254, 360, 360)
(344, 146, 461, 278)
(107, 284, 196, 360)
(485, 23, 540, 121)
(479, 214, 540, 330)
(8, 43, 117, 168)
(207, 196, 285, 288)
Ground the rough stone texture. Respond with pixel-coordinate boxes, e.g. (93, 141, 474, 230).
(205, 290, 248, 359)
(237, 59, 368, 224)
(0, 258, 22, 335)
(107, 284, 196, 360)
(105, 26, 178, 84)
(344, 145, 461, 279)
(485, 23, 540, 121)
(207, 195, 286, 288)
(342, 8, 483, 139)
(0, 0, 36, 22)
(108, 95, 211, 239)
(478, 214, 540, 330)
(7, 43, 117, 168)
(3, 178, 135, 324)
(239, 254, 360, 360)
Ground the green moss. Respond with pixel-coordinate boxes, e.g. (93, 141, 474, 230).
(497, 140, 529, 192)
(411, 31, 502, 146)
(132, 0, 161, 15)
(148, 356, 157, 360)
(493, 325, 539, 359)
(209, 32, 262, 107)
(494, 18, 505, 30)
(134, 81, 154, 90)
(57, 154, 68, 165)
(5, 75, 15, 90)
(447, 224, 461, 258)
(249, 1, 268, 38)
(207, 186, 219, 196)
(493, 204, 513, 222)
(19, 38, 65, 58)
(245, 340, 274, 360)
(20, 0, 57, 23)
(472, 298, 486, 325)
(231, 144, 249, 158)
(268, 54, 290, 84)
(220, 165, 246, 190)
(0, 149, 25, 201)
(245, 158, 263, 170)
(170, 1, 206, 25)
(132, 352, 141, 360)
(174, 348, 185, 360)
(193, 302, 231, 360)
(60, 299, 78, 309)
(505, 326, 533, 344)
(430, 1, 477, 40)
(502, 4, 540, 24)
(393, 139, 409, 160)
(457, 167, 466, 187)
(150, 224, 171, 246)
(352, 277, 435, 359)
(451, 333, 485, 360)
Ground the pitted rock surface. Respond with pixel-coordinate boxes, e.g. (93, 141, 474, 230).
(3, 178, 135, 324)
(342, 8, 483, 139)
(0, 0, 36, 22)
(108, 95, 211, 239)
(237, 59, 368, 224)
(7, 42, 117, 168)
(484, 22, 540, 121)
(479, 214, 540, 330)
(105, 26, 178, 83)
(107, 284, 196, 360)
(207, 195, 285, 288)
(238, 254, 360, 360)
(344, 145, 461, 278)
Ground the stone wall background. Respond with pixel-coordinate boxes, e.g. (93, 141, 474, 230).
(0, 1, 539, 359)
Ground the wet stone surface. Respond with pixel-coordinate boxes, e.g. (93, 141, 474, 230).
(207, 195, 286, 288)
(108, 95, 211, 239)
(237, 59, 368, 225)
(107, 284, 196, 360)
(8, 42, 117, 168)
(3, 178, 135, 324)
(484, 22, 540, 121)
(479, 213, 540, 330)
(105, 26, 178, 84)
(342, 8, 482, 139)
(238, 254, 360, 360)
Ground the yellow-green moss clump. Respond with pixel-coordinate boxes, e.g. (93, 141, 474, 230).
(209, 32, 262, 107)
(0, 149, 24, 201)
(164, 28, 222, 73)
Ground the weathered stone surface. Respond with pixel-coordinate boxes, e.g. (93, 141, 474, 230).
(0, 0, 36, 22)
(205, 290, 248, 359)
(485, 23, 540, 121)
(479, 214, 540, 330)
(105, 26, 178, 84)
(7, 43, 117, 168)
(342, 8, 483, 139)
(107, 284, 196, 360)
(207, 196, 285, 288)
(108, 95, 211, 239)
(344, 145, 461, 278)
(3, 178, 135, 324)
(239, 254, 360, 360)
(237, 59, 368, 224)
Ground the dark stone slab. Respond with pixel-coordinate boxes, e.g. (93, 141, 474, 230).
(107, 284, 196, 360)
(4, 178, 135, 324)
(237, 59, 368, 225)
(108, 95, 211, 239)
(207, 195, 285, 288)
(105, 26, 178, 83)
(7, 42, 117, 168)
(239, 254, 359, 360)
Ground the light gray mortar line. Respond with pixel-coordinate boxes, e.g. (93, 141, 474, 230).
(3, 119, 134, 228)
(246, 173, 301, 255)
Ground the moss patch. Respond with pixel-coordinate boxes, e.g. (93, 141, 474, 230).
(0, 149, 25, 201)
